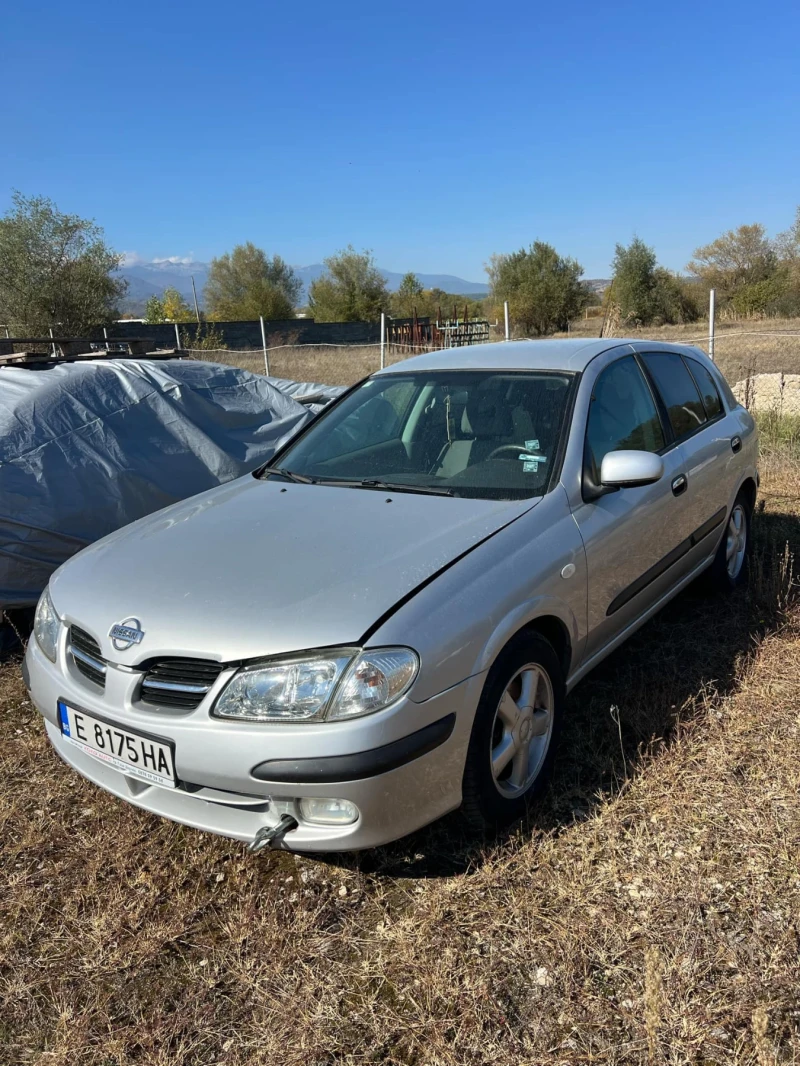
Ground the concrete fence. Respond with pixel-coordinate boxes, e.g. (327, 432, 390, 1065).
(110, 319, 381, 350)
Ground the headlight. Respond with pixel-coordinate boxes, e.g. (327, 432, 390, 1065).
(213, 646, 418, 723)
(214, 650, 356, 722)
(34, 586, 60, 663)
(327, 648, 418, 721)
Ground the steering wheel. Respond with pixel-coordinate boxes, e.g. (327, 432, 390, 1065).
(485, 443, 534, 462)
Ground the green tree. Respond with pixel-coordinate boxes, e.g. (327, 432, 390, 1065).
(0, 191, 126, 335)
(729, 271, 791, 317)
(204, 242, 301, 321)
(609, 238, 699, 325)
(161, 287, 194, 322)
(687, 223, 777, 299)
(487, 242, 587, 336)
(308, 246, 390, 322)
(611, 238, 660, 324)
(392, 272, 424, 317)
(144, 294, 166, 323)
(776, 206, 800, 291)
(651, 268, 702, 323)
(777, 206, 800, 258)
(419, 288, 486, 320)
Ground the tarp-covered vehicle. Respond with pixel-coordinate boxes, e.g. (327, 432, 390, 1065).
(1, 358, 339, 634)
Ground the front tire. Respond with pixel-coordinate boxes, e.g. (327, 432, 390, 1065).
(707, 492, 751, 592)
(461, 632, 564, 830)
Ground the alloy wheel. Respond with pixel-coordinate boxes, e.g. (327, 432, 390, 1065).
(725, 504, 747, 580)
(490, 663, 554, 799)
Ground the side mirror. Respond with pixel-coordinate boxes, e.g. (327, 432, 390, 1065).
(600, 450, 664, 488)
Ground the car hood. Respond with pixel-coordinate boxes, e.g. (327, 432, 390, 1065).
(51, 475, 539, 663)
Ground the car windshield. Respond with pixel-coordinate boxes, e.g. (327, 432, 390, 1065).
(267, 370, 575, 501)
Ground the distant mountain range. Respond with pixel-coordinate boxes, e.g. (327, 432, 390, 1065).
(117, 260, 490, 315)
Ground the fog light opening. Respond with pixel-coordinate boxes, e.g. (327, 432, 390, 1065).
(297, 797, 359, 826)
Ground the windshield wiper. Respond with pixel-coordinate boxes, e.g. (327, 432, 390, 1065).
(316, 478, 455, 497)
(258, 466, 316, 484)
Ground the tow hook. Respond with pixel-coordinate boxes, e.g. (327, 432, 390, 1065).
(248, 814, 299, 853)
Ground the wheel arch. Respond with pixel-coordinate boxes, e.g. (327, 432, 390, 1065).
(519, 614, 572, 679)
(477, 609, 574, 690)
(738, 475, 757, 514)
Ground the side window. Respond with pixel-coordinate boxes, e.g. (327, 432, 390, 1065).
(642, 353, 706, 439)
(685, 357, 723, 419)
(586, 356, 666, 475)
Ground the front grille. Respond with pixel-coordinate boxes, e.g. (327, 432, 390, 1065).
(68, 625, 107, 689)
(140, 658, 223, 709)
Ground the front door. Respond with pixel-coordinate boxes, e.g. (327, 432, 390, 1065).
(571, 354, 696, 662)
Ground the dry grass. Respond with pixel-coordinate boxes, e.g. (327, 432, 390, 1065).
(194, 345, 414, 388)
(2, 444, 800, 1065)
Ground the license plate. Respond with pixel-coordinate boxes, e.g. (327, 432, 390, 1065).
(57, 700, 177, 789)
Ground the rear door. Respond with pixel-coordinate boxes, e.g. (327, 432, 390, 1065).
(638, 349, 731, 568)
(570, 353, 696, 662)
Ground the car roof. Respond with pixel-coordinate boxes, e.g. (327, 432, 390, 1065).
(374, 337, 710, 375)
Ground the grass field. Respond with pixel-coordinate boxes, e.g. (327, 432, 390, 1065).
(2, 351, 800, 1064)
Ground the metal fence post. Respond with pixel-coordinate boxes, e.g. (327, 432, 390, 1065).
(174, 323, 181, 350)
(504, 301, 510, 342)
(380, 313, 386, 369)
(260, 316, 270, 376)
(708, 288, 716, 361)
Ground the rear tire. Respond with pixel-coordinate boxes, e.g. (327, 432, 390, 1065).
(461, 631, 564, 830)
(707, 491, 751, 592)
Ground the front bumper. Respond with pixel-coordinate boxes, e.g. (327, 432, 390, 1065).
(24, 635, 483, 851)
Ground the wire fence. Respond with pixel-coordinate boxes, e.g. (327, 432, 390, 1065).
(182, 322, 800, 413)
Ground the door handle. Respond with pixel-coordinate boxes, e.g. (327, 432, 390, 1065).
(731, 435, 742, 453)
(671, 473, 688, 497)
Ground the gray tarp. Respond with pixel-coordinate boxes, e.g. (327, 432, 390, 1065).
(266, 376, 346, 413)
(0, 358, 315, 608)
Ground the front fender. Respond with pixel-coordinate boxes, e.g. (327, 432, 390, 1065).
(367, 487, 588, 703)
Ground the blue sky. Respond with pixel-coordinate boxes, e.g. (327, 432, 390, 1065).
(3, 0, 799, 281)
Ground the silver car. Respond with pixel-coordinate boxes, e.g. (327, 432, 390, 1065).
(23, 339, 757, 852)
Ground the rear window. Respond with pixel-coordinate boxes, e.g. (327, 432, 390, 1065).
(685, 357, 723, 419)
(642, 353, 706, 440)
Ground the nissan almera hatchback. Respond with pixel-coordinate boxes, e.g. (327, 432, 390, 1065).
(24, 339, 757, 852)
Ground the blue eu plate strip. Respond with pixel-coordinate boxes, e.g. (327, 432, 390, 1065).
(57, 700, 70, 736)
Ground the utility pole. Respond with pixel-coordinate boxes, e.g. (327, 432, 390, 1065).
(380, 312, 386, 369)
(708, 288, 716, 361)
(504, 301, 510, 342)
(191, 275, 201, 324)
